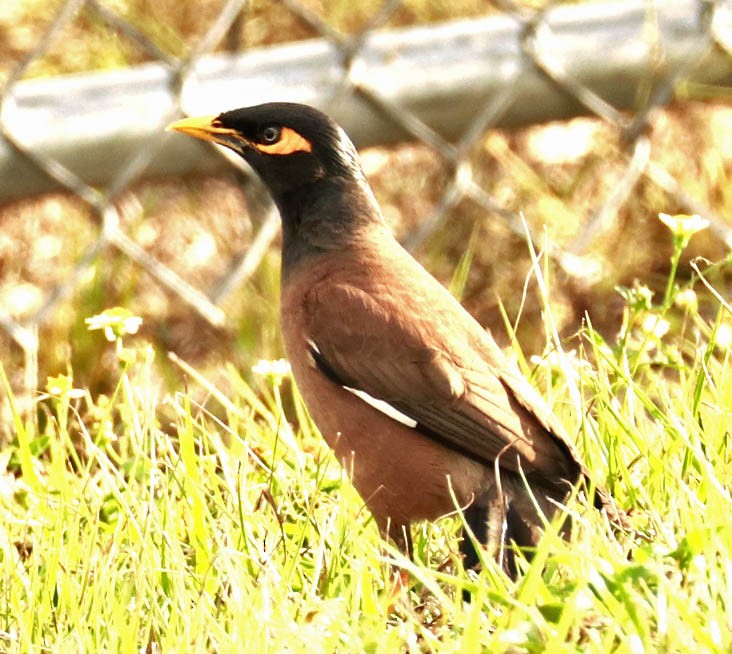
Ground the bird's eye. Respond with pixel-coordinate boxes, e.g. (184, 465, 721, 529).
(261, 126, 282, 144)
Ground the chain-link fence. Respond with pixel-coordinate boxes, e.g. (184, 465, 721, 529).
(1, 0, 731, 420)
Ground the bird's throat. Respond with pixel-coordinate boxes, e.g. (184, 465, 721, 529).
(278, 177, 384, 278)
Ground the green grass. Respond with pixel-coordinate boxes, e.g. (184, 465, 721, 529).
(1, 218, 731, 652)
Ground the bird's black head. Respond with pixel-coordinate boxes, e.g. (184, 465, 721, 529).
(168, 102, 367, 198)
(168, 102, 385, 270)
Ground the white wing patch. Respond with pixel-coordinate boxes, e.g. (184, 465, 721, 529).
(307, 337, 416, 428)
(306, 338, 321, 368)
(343, 385, 417, 429)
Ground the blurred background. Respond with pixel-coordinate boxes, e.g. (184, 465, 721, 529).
(1, 0, 731, 427)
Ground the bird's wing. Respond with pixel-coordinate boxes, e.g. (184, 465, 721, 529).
(302, 278, 581, 481)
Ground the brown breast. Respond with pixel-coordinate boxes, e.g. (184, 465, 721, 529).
(280, 251, 489, 531)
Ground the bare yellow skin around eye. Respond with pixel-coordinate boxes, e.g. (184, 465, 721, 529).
(255, 127, 313, 155)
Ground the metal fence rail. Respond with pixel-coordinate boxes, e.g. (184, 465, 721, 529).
(1, 0, 731, 407)
(4, 0, 730, 201)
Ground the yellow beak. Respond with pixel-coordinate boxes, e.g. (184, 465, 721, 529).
(166, 115, 244, 147)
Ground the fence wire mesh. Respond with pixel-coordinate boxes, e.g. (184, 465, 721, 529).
(1, 0, 731, 421)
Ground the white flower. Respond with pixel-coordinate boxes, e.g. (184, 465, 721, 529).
(530, 348, 591, 383)
(46, 374, 86, 399)
(252, 358, 292, 385)
(86, 308, 142, 341)
(716, 322, 732, 350)
(641, 314, 670, 339)
(674, 288, 698, 312)
(658, 213, 709, 242)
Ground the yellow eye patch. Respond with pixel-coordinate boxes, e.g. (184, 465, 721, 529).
(255, 127, 313, 155)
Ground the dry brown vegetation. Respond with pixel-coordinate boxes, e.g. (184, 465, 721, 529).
(1, 1, 730, 398)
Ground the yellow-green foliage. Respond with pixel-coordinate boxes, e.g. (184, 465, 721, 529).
(1, 220, 730, 652)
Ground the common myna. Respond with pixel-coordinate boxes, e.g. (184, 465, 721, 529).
(168, 103, 622, 574)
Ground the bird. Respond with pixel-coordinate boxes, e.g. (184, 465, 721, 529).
(167, 102, 623, 576)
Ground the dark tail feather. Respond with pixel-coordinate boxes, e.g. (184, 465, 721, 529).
(460, 478, 629, 602)
(460, 501, 488, 571)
